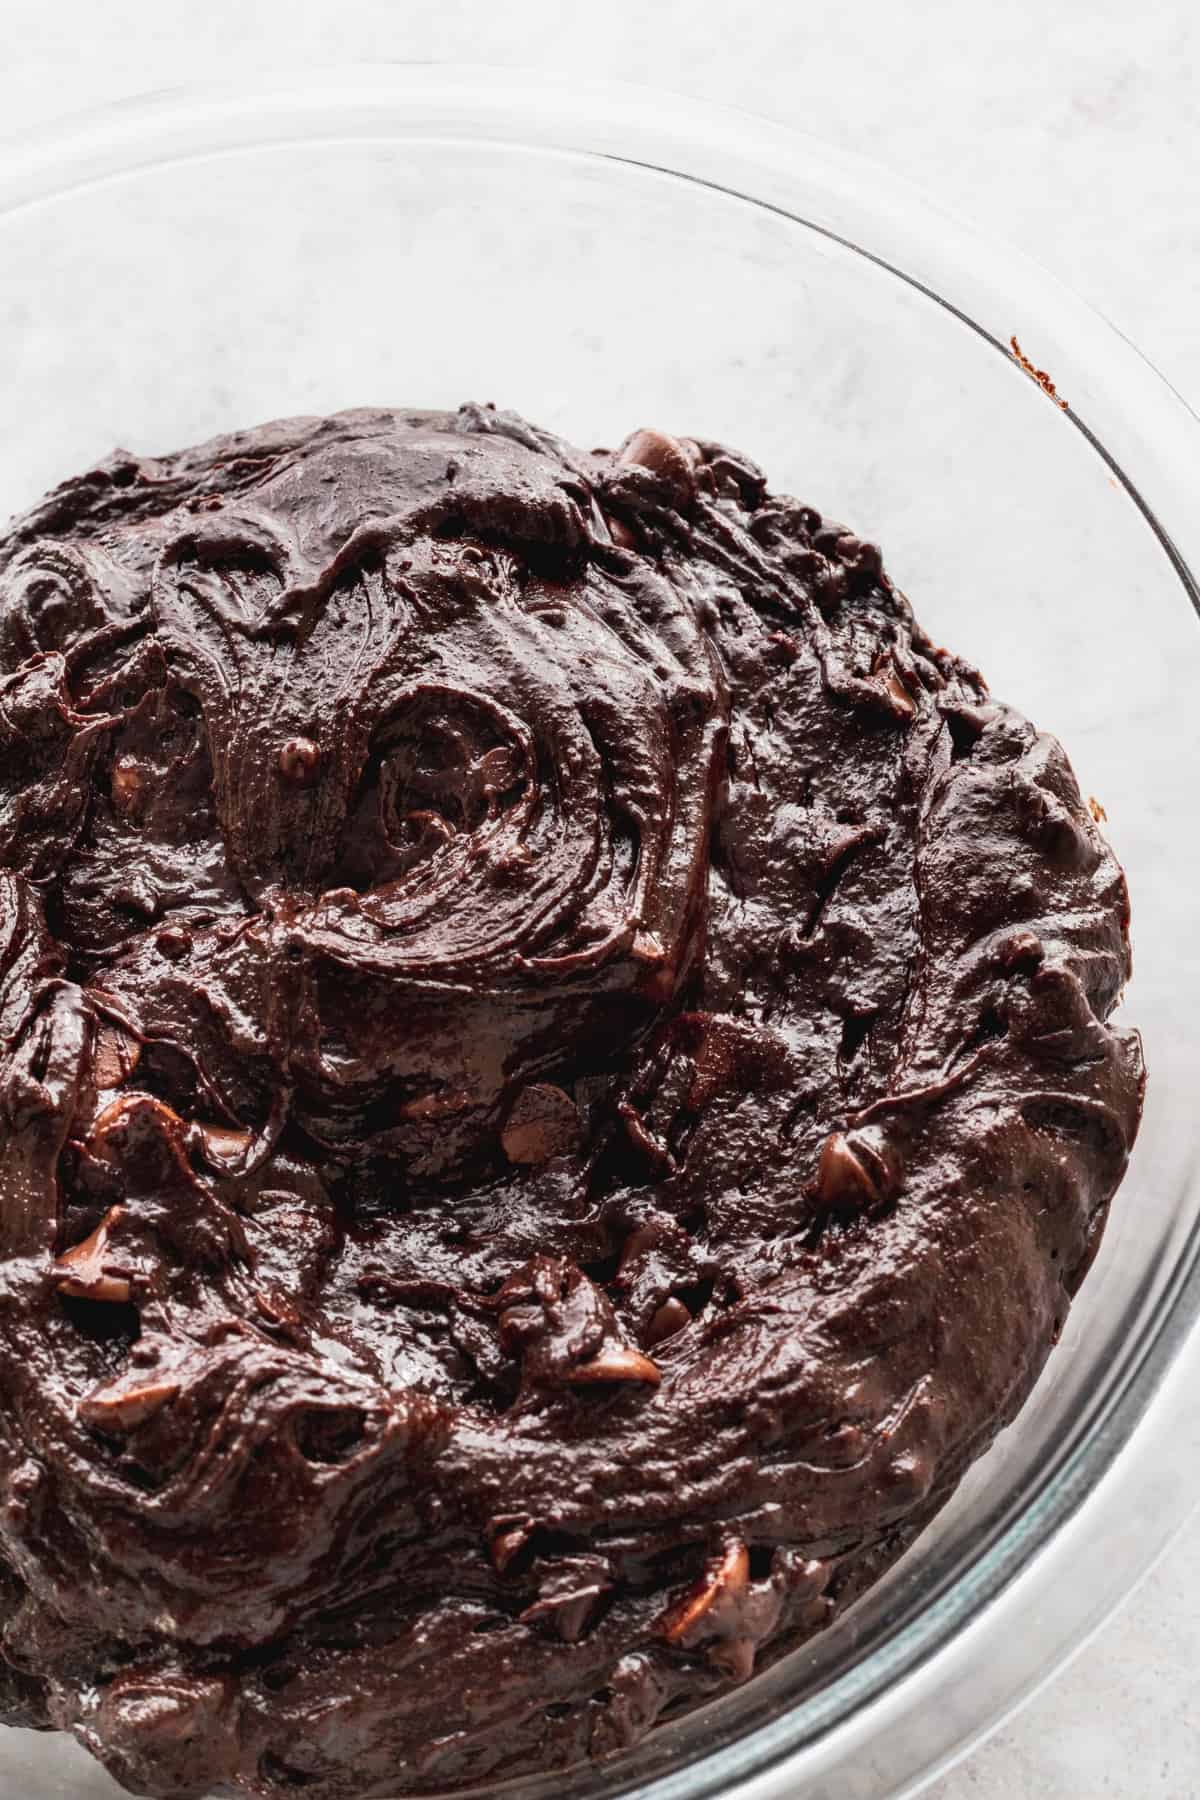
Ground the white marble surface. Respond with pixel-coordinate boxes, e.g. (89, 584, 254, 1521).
(0, 3, 1197, 1796)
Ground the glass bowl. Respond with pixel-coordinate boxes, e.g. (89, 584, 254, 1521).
(1, 65, 1198, 1800)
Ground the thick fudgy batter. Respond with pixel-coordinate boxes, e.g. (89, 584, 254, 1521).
(0, 407, 1143, 1798)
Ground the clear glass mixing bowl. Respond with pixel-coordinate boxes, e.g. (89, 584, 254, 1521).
(1, 65, 1198, 1800)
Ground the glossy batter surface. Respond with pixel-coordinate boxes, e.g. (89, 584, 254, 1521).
(0, 407, 1143, 1798)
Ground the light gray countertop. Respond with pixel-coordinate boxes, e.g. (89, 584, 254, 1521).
(1, 3, 1197, 1795)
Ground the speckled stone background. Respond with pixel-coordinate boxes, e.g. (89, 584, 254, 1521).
(0, 4, 1197, 1796)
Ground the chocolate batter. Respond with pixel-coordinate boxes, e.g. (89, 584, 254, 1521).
(0, 406, 1144, 1798)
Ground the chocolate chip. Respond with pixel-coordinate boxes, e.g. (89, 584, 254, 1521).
(616, 429, 698, 511)
(880, 666, 916, 720)
(489, 1518, 534, 1573)
(277, 737, 321, 785)
(658, 1538, 749, 1643)
(567, 1344, 662, 1388)
(50, 1206, 132, 1305)
(519, 1579, 610, 1643)
(191, 1122, 253, 1170)
(817, 1131, 883, 1213)
(501, 1085, 582, 1166)
(79, 1378, 179, 1433)
(92, 1022, 141, 1091)
(645, 1297, 690, 1347)
(110, 757, 146, 817)
(816, 1126, 902, 1215)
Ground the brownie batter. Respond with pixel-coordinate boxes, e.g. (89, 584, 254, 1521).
(0, 406, 1144, 1798)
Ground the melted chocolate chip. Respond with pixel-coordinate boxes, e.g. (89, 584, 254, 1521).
(277, 736, 321, 786)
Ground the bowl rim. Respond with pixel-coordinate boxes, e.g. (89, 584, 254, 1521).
(1, 64, 1198, 1800)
